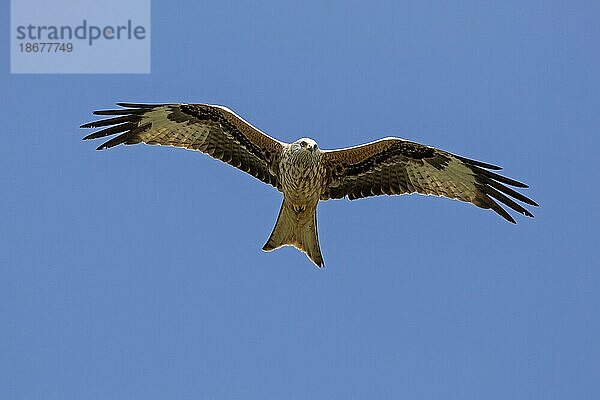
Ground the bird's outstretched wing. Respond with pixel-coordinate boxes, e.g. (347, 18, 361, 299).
(81, 103, 284, 189)
(321, 137, 538, 223)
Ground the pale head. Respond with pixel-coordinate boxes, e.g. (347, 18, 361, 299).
(291, 138, 319, 153)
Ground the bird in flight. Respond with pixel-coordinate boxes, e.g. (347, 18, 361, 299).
(81, 103, 538, 268)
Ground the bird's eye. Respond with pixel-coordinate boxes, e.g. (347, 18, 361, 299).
(300, 141, 307, 147)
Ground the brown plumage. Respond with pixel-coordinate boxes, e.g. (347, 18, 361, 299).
(81, 103, 538, 268)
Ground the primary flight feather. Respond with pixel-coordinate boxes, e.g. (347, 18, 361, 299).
(81, 103, 538, 267)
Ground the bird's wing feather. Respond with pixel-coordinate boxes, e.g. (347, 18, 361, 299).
(81, 103, 284, 189)
(321, 137, 538, 223)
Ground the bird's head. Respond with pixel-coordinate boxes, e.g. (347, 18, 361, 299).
(291, 138, 319, 154)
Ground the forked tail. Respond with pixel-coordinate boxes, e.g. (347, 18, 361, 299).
(262, 199, 324, 268)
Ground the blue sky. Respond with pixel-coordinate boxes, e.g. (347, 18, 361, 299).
(1, 1, 598, 399)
